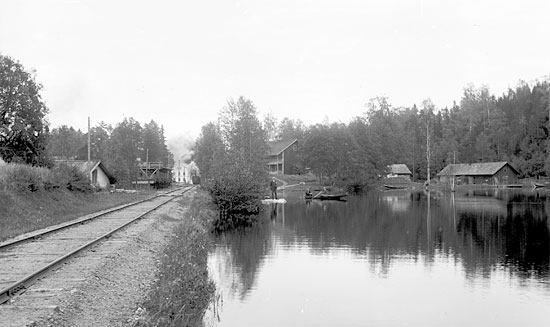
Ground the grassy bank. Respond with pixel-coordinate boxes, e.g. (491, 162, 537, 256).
(136, 190, 216, 327)
(0, 189, 151, 242)
(275, 173, 376, 194)
(274, 174, 349, 195)
(274, 173, 317, 186)
(0, 162, 91, 193)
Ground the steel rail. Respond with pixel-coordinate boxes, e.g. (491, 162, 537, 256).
(0, 185, 195, 305)
(0, 186, 185, 251)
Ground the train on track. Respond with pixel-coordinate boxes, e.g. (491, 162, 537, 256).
(135, 162, 172, 189)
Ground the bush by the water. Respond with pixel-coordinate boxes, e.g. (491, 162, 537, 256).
(192, 97, 269, 231)
(138, 193, 215, 327)
(344, 180, 368, 194)
(206, 157, 265, 231)
(0, 162, 91, 193)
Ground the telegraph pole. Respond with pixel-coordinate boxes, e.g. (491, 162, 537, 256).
(87, 117, 91, 162)
(426, 119, 430, 186)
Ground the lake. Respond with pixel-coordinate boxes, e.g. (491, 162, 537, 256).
(203, 187, 550, 326)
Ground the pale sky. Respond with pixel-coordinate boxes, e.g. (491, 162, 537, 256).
(1, 0, 549, 150)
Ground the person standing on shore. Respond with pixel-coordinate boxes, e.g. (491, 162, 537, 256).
(270, 177, 278, 199)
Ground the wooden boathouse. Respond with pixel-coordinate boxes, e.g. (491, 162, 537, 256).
(267, 139, 298, 175)
(436, 161, 519, 186)
(387, 164, 412, 181)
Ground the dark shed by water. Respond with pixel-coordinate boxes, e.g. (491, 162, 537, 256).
(436, 161, 519, 185)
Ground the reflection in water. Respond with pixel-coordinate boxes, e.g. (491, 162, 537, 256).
(206, 188, 550, 326)
(270, 203, 277, 220)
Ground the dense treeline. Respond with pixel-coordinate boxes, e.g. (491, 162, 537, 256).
(193, 97, 268, 231)
(194, 82, 550, 227)
(265, 82, 550, 185)
(1, 54, 174, 188)
(47, 118, 174, 186)
(4, 53, 550, 191)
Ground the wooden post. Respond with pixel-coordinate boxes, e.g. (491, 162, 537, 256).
(426, 120, 430, 186)
(87, 117, 91, 162)
(282, 150, 285, 175)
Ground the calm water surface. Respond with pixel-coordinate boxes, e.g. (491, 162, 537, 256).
(204, 188, 550, 326)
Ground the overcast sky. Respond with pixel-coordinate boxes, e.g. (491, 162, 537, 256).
(1, 0, 550, 147)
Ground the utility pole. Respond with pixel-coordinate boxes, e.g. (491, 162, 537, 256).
(87, 117, 91, 162)
(426, 119, 430, 186)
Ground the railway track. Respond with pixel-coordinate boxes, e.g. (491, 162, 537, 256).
(0, 185, 195, 305)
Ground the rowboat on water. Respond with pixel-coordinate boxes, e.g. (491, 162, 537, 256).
(305, 192, 347, 201)
(316, 194, 347, 201)
(383, 184, 407, 190)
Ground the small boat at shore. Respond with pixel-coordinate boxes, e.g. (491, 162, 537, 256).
(305, 193, 347, 201)
(315, 194, 347, 201)
(383, 184, 408, 190)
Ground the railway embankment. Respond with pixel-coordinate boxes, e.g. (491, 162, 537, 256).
(0, 186, 216, 327)
(132, 189, 216, 327)
(0, 162, 154, 242)
(0, 188, 152, 242)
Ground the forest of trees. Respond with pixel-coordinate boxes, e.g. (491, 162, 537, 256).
(46, 118, 174, 186)
(1, 54, 174, 188)
(192, 82, 550, 227)
(3, 53, 550, 192)
(193, 97, 268, 230)
(261, 82, 550, 184)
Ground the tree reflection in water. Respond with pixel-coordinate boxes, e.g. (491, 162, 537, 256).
(211, 188, 550, 300)
(212, 211, 277, 300)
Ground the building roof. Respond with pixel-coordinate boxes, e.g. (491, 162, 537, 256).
(389, 164, 412, 175)
(54, 159, 112, 178)
(267, 139, 298, 156)
(436, 161, 518, 176)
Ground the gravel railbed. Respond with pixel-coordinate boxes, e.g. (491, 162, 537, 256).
(0, 190, 195, 327)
